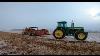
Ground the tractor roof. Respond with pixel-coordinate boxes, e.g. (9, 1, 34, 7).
(58, 21, 67, 23)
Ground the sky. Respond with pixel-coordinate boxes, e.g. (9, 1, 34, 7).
(0, 2, 100, 32)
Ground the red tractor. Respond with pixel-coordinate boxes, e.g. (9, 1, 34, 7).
(22, 27, 49, 36)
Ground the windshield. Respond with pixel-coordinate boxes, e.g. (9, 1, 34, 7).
(58, 23, 67, 27)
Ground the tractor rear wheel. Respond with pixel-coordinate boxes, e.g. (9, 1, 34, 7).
(75, 32, 88, 40)
(53, 28, 65, 39)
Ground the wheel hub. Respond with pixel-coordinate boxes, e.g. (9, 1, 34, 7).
(78, 33, 85, 39)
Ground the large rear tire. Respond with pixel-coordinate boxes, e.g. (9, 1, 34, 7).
(53, 28, 65, 39)
(75, 32, 88, 40)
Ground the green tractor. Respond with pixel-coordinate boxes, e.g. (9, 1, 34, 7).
(53, 21, 88, 40)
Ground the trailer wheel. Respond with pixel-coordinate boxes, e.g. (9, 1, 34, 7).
(22, 32, 28, 35)
(30, 33, 34, 36)
(75, 32, 88, 40)
(53, 28, 65, 39)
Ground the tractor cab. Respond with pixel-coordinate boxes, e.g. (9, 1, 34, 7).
(57, 21, 67, 28)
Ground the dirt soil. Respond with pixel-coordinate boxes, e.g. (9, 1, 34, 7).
(0, 32, 100, 55)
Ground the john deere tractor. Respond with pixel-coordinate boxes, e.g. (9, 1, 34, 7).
(53, 21, 88, 40)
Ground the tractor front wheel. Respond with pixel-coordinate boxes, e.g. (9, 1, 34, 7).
(75, 32, 88, 40)
(53, 28, 65, 39)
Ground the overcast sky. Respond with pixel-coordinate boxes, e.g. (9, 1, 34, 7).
(0, 2, 100, 31)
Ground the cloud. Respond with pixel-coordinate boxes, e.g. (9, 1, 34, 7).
(96, 12, 100, 16)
